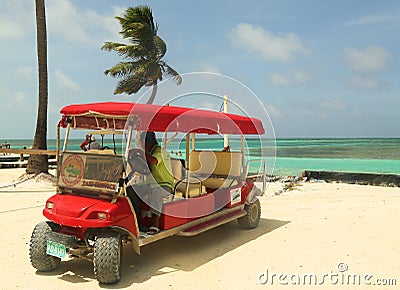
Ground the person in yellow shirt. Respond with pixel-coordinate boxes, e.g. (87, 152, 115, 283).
(141, 132, 174, 234)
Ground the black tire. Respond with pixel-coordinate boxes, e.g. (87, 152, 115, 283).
(29, 221, 61, 271)
(238, 199, 261, 229)
(93, 231, 122, 284)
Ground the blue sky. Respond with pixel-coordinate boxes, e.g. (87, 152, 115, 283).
(0, 0, 399, 139)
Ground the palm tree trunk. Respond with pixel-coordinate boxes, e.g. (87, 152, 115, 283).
(146, 81, 158, 104)
(26, 0, 48, 174)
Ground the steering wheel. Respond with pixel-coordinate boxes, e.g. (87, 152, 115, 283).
(126, 148, 150, 175)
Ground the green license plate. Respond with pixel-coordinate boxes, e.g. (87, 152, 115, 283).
(46, 240, 66, 259)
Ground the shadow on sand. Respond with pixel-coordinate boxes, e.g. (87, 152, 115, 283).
(36, 218, 290, 287)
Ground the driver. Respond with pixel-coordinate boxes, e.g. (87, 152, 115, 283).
(141, 132, 174, 235)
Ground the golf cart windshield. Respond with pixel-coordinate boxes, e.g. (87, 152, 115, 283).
(58, 152, 123, 197)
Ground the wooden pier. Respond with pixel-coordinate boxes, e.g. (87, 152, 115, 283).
(0, 149, 57, 168)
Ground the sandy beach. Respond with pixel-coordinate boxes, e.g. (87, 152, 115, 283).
(0, 168, 399, 289)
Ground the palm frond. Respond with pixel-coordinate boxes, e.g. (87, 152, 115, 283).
(115, 6, 158, 52)
(104, 62, 135, 77)
(101, 42, 126, 51)
(144, 61, 162, 81)
(153, 36, 167, 58)
(162, 63, 182, 85)
(103, 5, 181, 99)
(122, 6, 157, 34)
(104, 59, 155, 79)
(124, 24, 155, 51)
(115, 74, 147, 95)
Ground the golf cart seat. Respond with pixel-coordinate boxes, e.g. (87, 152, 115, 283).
(171, 158, 205, 197)
(174, 151, 242, 197)
(188, 150, 242, 189)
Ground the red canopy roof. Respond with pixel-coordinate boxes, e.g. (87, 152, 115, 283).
(59, 102, 265, 135)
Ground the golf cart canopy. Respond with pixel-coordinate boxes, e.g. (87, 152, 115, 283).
(59, 102, 265, 135)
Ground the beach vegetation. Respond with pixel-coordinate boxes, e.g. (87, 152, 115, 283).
(101, 5, 181, 104)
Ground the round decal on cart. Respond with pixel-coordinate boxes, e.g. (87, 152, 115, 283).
(61, 154, 84, 186)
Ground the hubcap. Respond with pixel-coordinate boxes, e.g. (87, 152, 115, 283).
(250, 204, 258, 221)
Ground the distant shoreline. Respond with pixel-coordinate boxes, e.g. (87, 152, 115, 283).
(2, 136, 400, 141)
(2, 138, 399, 176)
(302, 170, 400, 187)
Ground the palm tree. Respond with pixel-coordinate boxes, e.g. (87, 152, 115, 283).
(102, 6, 181, 104)
(26, 0, 48, 174)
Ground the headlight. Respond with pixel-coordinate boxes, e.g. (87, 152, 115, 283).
(46, 202, 54, 209)
(97, 212, 107, 220)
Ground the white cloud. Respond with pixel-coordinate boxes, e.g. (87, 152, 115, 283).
(54, 70, 82, 92)
(0, 0, 34, 39)
(266, 104, 282, 118)
(344, 46, 390, 73)
(47, 0, 123, 44)
(199, 64, 221, 74)
(0, 17, 27, 39)
(321, 100, 348, 111)
(1, 85, 30, 112)
(14, 66, 34, 79)
(268, 69, 311, 86)
(343, 14, 400, 27)
(268, 73, 290, 86)
(348, 75, 381, 90)
(291, 69, 311, 83)
(228, 23, 309, 62)
(0, 0, 123, 45)
(297, 108, 327, 119)
(47, 0, 89, 43)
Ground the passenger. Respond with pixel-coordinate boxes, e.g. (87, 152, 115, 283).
(80, 135, 101, 151)
(141, 132, 174, 235)
(80, 134, 91, 151)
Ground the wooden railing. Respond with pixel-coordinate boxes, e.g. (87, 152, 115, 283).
(0, 149, 57, 168)
(0, 149, 57, 155)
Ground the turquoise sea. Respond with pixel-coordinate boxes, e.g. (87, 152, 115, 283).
(3, 138, 400, 176)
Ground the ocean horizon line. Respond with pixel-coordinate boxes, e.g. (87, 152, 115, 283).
(1, 137, 399, 175)
(2, 136, 400, 142)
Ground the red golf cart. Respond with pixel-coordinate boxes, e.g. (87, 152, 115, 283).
(29, 102, 266, 284)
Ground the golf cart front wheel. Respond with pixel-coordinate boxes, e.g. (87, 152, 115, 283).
(238, 199, 261, 229)
(29, 221, 61, 271)
(94, 230, 122, 284)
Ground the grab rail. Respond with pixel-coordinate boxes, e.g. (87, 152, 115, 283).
(244, 159, 266, 194)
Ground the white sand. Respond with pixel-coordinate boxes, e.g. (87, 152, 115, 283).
(0, 168, 399, 289)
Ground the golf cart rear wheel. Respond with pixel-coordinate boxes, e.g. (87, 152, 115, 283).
(94, 231, 122, 284)
(29, 221, 61, 271)
(238, 199, 261, 229)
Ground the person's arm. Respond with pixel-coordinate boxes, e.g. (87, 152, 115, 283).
(80, 140, 89, 151)
(145, 152, 158, 165)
